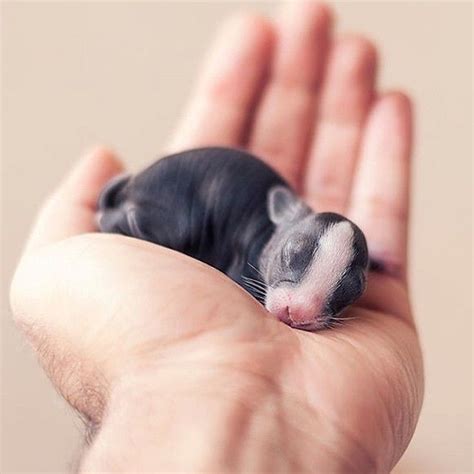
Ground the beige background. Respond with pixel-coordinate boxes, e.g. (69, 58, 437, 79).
(1, 1, 472, 472)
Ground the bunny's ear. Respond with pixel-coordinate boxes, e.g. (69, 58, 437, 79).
(267, 185, 310, 224)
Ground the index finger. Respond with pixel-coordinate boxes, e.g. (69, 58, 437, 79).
(25, 147, 124, 253)
(166, 14, 274, 152)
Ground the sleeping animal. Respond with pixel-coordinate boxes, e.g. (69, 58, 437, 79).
(97, 147, 369, 331)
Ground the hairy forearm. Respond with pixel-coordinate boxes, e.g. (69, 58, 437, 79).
(80, 366, 294, 472)
(79, 364, 371, 473)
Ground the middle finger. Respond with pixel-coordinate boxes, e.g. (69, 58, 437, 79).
(304, 35, 377, 213)
(248, 2, 332, 189)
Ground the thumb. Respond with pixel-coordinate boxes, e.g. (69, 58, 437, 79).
(26, 147, 124, 253)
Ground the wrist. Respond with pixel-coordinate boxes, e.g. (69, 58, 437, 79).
(80, 363, 279, 472)
(79, 361, 369, 473)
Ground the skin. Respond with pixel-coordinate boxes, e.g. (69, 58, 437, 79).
(10, 2, 423, 472)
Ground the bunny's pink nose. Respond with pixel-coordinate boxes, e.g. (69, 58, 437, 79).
(288, 296, 324, 324)
(265, 289, 325, 328)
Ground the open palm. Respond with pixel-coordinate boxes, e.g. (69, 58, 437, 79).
(11, 3, 423, 471)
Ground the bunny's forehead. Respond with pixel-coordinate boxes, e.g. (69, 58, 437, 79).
(262, 214, 357, 291)
(296, 221, 355, 295)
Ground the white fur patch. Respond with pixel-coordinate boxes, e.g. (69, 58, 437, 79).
(292, 221, 354, 320)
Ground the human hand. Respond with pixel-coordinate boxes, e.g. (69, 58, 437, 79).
(10, 2, 423, 472)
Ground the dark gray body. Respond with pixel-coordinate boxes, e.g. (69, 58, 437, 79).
(98, 147, 283, 300)
(97, 147, 369, 329)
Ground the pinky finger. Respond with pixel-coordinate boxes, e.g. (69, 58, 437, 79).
(348, 92, 413, 279)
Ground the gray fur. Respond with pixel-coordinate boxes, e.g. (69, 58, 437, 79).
(97, 147, 369, 330)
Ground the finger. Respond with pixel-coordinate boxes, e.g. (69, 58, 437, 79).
(304, 35, 377, 212)
(248, 1, 332, 189)
(26, 147, 124, 252)
(167, 14, 274, 152)
(348, 92, 413, 278)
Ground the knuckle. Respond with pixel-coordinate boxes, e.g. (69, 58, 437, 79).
(204, 76, 238, 104)
(307, 176, 348, 212)
(313, 168, 347, 196)
(364, 194, 408, 222)
(272, 68, 318, 94)
(252, 141, 286, 163)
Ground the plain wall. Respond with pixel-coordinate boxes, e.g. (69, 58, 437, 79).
(1, 2, 472, 472)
